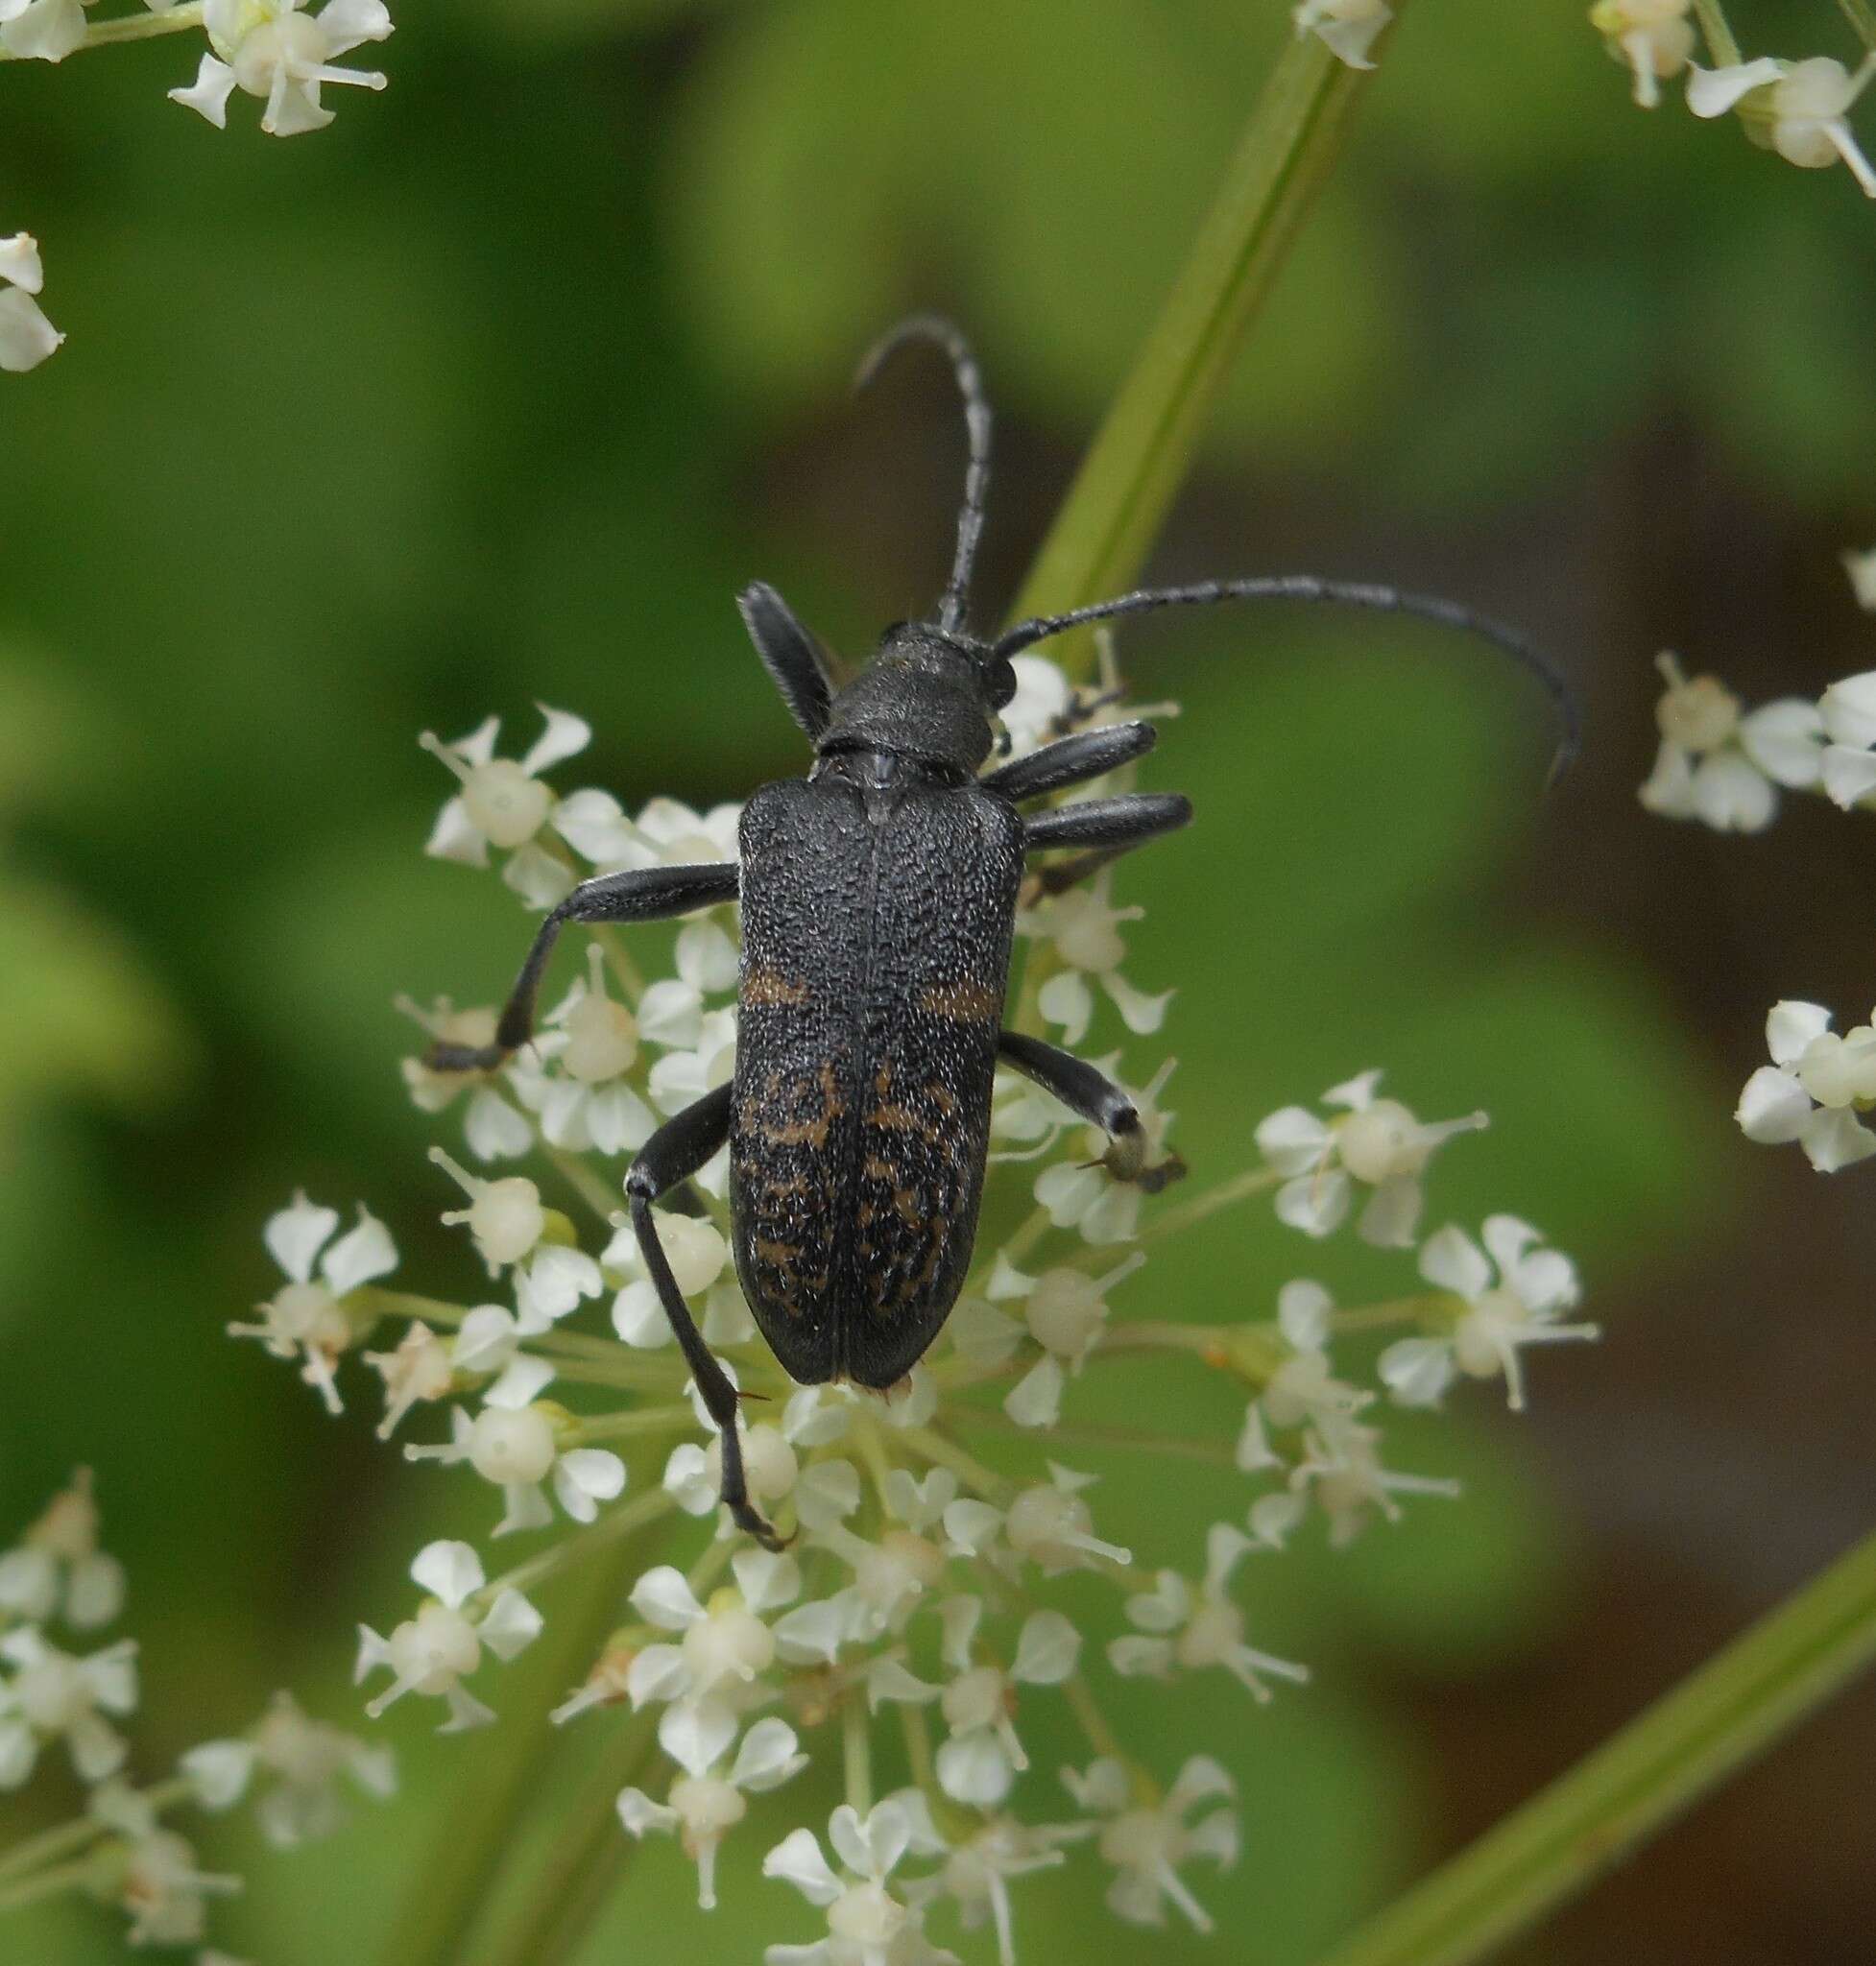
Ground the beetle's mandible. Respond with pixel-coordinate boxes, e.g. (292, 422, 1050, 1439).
(427, 315, 1578, 1548)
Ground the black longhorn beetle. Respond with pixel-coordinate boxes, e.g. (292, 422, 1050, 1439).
(428, 315, 1576, 1549)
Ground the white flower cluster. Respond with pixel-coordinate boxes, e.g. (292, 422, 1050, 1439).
(1591, 2, 1876, 197)
(226, 660, 1596, 1958)
(1637, 624, 1876, 834)
(0, 1471, 392, 1955)
(1637, 561, 1876, 1179)
(1, 0, 395, 137)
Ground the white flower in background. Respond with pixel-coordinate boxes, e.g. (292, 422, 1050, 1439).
(1062, 1754, 1238, 1933)
(419, 704, 589, 908)
(354, 1540, 541, 1732)
(1260, 1279, 1368, 1432)
(1590, 0, 1694, 108)
(404, 1379, 625, 1537)
(1816, 670, 1876, 810)
(1735, 999, 1876, 1172)
(1292, 0, 1391, 70)
(181, 1690, 395, 1847)
(1025, 871, 1171, 1044)
(762, 1796, 951, 1966)
(647, 1005, 738, 1122)
(171, 0, 394, 139)
(397, 996, 533, 1161)
(1256, 1069, 1485, 1246)
(0, 232, 62, 372)
(1843, 546, 1876, 612)
(922, 1610, 1080, 1808)
(931, 1813, 1090, 1966)
(1109, 1523, 1308, 1702)
(1288, 1407, 1460, 1547)
(1382, 1215, 1594, 1412)
(616, 1712, 806, 1909)
(228, 1193, 397, 1414)
(990, 1252, 1142, 1428)
(945, 1464, 1131, 1580)
(622, 1563, 787, 1736)
(0, 1468, 125, 1631)
(1687, 53, 1876, 197)
(1637, 653, 1824, 832)
(0, 0, 87, 63)
(429, 1151, 602, 1331)
(0, 1628, 138, 1787)
(104, 1791, 243, 1948)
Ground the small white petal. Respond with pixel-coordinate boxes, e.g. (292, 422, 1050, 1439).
(1820, 744, 1876, 811)
(1012, 1609, 1080, 1684)
(479, 1590, 543, 1660)
(1799, 1106, 1876, 1173)
(1686, 57, 1786, 117)
(265, 1193, 338, 1285)
(321, 1207, 397, 1295)
(1736, 1066, 1816, 1144)
(763, 1826, 842, 1906)
(520, 705, 591, 776)
(630, 1565, 704, 1631)
(659, 1697, 735, 1780)
(411, 1540, 483, 1608)
(1418, 1224, 1491, 1301)
(1767, 1000, 1833, 1067)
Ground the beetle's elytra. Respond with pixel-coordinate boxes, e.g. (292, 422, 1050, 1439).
(428, 315, 1575, 1547)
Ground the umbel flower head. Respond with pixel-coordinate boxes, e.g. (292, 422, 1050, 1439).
(171, 0, 395, 138)
(225, 665, 1595, 1954)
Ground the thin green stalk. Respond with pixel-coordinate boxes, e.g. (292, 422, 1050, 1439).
(1312, 1524, 1876, 1966)
(477, 1708, 661, 1966)
(0, 1854, 101, 1915)
(0, 1777, 191, 1888)
(1691, 0, 1743, 66)
(1008, 17, 1399, 677)
(0, 2, 203, 58)
(373, 1466, 671, 1966)
(1840, 0, 1876, 53)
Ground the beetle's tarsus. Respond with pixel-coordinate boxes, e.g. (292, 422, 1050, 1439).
(424, 1040, 506, 1074)
(729, 1498, 791, 1551)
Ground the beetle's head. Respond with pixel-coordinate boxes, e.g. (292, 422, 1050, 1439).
(818, 621, 1015, 777)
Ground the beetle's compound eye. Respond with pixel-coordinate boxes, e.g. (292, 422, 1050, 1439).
(981, 655, 1018, 710)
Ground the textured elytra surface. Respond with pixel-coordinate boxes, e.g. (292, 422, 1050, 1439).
(730, 761, 1024, 1387)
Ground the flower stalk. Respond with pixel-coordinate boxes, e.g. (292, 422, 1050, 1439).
(1313, 1524, 1876, 1966)
(1008, 12, 1400, 677)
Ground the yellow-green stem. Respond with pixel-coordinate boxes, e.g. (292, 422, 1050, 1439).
(1007, 19, 1397, 677)
(1691, 0, 1743, 65)
(0, 2, 204, 59)
(1312, 1525, 1876, 1966)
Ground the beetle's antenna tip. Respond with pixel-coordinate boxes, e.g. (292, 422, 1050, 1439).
(851, 315, 993, 636)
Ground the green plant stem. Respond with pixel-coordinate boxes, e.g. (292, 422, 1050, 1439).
(373, 1470, 670, 1966)
(479, 1709, 660, 1966)
(1312, 1524, 1876, 1966)
(1007, 18, 1398, 678)
(0, 1776, 190, 1888)
(1691, 0, 1743, 66)
(1840, 0, 1876, 53)
(0, 1854, 101, 1915)
(0, 2, 204, 59)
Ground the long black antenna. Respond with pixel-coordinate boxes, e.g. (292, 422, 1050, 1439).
(993, 575, 1581, 776)
(854, 314, 993, 635)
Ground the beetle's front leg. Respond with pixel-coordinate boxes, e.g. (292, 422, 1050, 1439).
(623, 1085, 784, 1550)
(427, 861, 739, 1072)
(997, 1031, 1186, 1192)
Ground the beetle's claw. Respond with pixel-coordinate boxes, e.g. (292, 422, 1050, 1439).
(1134, 1153, 1188, 1195)
(730, 1498, 791, 1551)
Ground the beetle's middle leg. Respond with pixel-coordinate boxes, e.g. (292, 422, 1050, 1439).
(623, 1084, 783, 1550)
(427, 860, 739, 1072)
(1022, 789, 1192, 899)
(997, 1031, 1185, 1192)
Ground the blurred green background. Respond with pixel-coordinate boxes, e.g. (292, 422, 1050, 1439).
(3, 2, 1875, 1960)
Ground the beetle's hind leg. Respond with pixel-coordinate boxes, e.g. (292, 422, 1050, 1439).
(426, 861, 739, 1073)
(997, 1031, 1186, 1193)
(624, 1085, 785, 1551)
